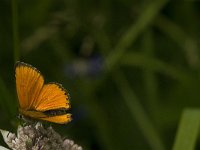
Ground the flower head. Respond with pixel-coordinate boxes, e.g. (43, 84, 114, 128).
(0, 122, 82, 150)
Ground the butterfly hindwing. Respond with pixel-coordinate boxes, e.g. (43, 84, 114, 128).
(40, 114, 72, 124)
(19, 109, 72, 124)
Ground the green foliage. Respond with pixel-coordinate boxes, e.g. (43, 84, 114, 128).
(1, 0, 200, 149)
(173, 109, 200, 150)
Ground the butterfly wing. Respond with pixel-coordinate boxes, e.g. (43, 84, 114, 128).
(33, 83, 70, 111)
(34, 83, 71, 124)
(39, 114, 72, 124)
(19, 109, 72, 124)
(15, 61, 44, 110)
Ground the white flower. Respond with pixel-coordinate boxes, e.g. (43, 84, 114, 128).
(0, 122, 82, 150)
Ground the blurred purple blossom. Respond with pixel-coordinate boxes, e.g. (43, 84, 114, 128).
(64, 55, 103, 78)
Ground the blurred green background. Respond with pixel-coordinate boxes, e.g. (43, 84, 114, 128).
(1, 0, 200, 149)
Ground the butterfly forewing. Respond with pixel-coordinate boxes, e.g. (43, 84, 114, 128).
(15, 62, 44, 110)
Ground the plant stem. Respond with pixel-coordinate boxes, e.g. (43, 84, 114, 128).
(12, 0, 20, 62)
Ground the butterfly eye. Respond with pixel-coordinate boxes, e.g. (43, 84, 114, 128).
(17, 114, 23, 119)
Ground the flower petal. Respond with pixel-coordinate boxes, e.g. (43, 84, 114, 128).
(0, 130, 10, 143)
(0, 146, 10, 150)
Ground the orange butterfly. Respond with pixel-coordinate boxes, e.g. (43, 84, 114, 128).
(15, 61, 72, 124)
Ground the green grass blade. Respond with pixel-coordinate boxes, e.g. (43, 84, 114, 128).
(113, 70, 166, 150)
(142, 29, 158, 111)
(12, 0, 20, 61)
(105, 0, 168, 71)
(173, 109, 200, 150)
(120, 52, 190, 82)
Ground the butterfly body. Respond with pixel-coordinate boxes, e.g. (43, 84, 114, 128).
(15, 61, 72, 124)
